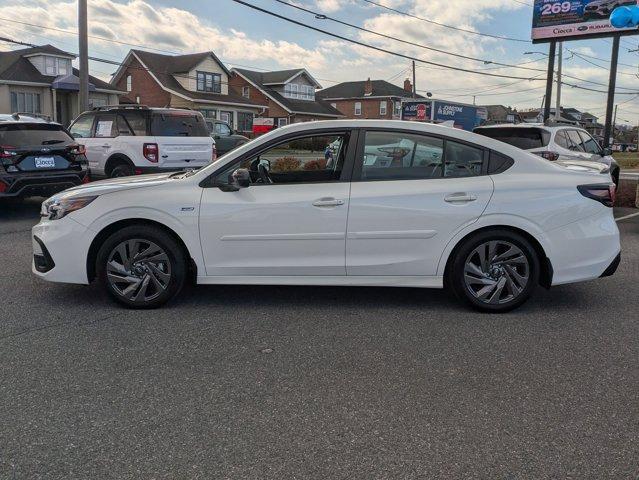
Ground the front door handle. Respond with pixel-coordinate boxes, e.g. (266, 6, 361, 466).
(313, 197, 345, 207)
(101, 144, 111, 149)
(444, 193, 477, 203)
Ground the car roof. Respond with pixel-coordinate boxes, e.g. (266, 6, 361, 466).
(476, 123, 587, 133)
(0, 113, 57, 124)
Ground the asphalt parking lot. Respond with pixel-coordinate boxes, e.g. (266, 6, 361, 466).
(1, 198, 638, 479)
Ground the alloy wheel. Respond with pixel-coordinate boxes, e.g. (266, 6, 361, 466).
(463, 240, 530, 305)
(106, 239, 172, 303)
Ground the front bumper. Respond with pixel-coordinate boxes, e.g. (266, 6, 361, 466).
(31, 216, 94, 284)
(0, 170, 88, 197)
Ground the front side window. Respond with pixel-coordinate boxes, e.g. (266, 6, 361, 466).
(358, 130, 484, 181)
(360, 131, 444, 180)
(69, 113, 95, 138)
(578, 131, 602, 154)
(354, 102, 362, 116)
(215, 122, 231, 136)
(216, 133, 348, 186)
(566, 130, 585, 152)
(196, 72, 221, 93)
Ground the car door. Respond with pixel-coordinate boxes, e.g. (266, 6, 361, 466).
(69, 112, 100, 172)
(213, 122, 233, 153)
(346, 129, 494, 276)
(198, 129, 356, 276)
(89, 113, 118, 173)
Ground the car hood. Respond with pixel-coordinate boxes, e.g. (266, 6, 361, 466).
(555, 159, 610, 174)
(52, 173, 176, 200)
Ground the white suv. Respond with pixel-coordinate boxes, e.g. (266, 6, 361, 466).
(474, 123, 620, 186)
(69, 106, 215, 178)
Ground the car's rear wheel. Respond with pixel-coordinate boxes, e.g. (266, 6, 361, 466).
(96, 226, 187, 308)
(448, 230, 539, 312)
(110, 164, 134, 178)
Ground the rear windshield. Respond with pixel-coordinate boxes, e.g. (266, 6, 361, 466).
(0, 123, 74, 146)
(474, 127, 550, 150)
(150, 113, 209, 137)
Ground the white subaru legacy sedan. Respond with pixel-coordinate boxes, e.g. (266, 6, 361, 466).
(32, 120, 620, 312)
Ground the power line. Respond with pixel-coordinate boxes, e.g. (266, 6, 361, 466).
(273, 0, 546, 72)
(359, 0, 531, 43)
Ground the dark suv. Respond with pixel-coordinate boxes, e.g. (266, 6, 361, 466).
(206, 119, 249, 156)
(0, 115, 88, 198)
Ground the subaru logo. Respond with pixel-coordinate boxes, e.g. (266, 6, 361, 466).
(41, 147, 51, 152)
(578, 25, 588, 31)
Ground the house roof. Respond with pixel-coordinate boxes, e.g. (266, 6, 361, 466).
(116, 50, 260, 108)
(233, 68, 342, 117)
(316, 79, 419, 100)
(0, 44, 121, 92)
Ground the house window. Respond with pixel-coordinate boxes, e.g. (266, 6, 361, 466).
(10, 92, 41, 114)
(126, 75, 132, 92)
(199, 109, 217, 119)
(44, 56, 70, 76)
(219, 111, 233, 128)
(393, 101, 401, 117)
(278, 118, 288, 127)
(284, 83, 315, 100)
(380, 101, 387, 116)
(237, 112, 253, 132)
(354, 102, 362, 116)
(196, 71, 221, 93)
(242, 86, 250, 98)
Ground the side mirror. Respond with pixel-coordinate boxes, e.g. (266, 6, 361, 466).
(228, 168, 250, 190)
(602, 147, 613, 156)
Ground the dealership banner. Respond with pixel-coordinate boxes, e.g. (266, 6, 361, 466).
(532, 0, 639, 42)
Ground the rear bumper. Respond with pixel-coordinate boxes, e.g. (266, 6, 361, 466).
(0, 170, 88, 197)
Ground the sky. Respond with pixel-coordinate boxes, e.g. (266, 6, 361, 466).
(1, 0, 639, 124)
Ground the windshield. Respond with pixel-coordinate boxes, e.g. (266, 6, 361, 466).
(0, 123, 74, 147)
(474, 127, 550, 150)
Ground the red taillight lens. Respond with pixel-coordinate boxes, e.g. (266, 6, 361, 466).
(143, 143, 158, 162)
(71, 144, 86, 155)
(0, 145, 16, 159)
(577, 183, 616, 207)
(0, 181, 6, 193)
(82, 173, 91, 184)
(212, 145, 217, 162)
(536, 151, 559, 161)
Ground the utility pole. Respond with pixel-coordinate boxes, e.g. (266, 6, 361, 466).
(411, 60, 416, 98)
(543, 41, 556, 122)
(78, 0, 89, 113)
(612, 103, 618, 146)
(603, 35, 620, 149)
(555, 42, 562, 120)
(472, 95, 476, 106)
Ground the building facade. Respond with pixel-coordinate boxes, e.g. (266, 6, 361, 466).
(316, 78, 417, 120)
(0, 44, 123, 126)
(229, 68, 342, 126)
(111, 50, 263, 134)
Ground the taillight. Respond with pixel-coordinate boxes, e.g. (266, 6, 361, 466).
(0, 180, 6, 193)
(0, 145, 16, 159)
(70, 144, 86, 155)
(143, 143, 158, 162)
(212, 145, 217, 162)
(577, 183, 616, 207)
(536, 151, 559, 161)
(82, 173, 91, 184)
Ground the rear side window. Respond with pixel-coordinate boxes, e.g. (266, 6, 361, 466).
(578, 131, 601, 154)
(0, 123, 74, 146)
(121, 112, 148, 136)
(475, 127, 550, 150)
(151, 113, 209, 137)
(444, 141, 483, 177)
(69, 113, 94, 138)
(488, 151, 514, 174)
(566, 130, 585, 152)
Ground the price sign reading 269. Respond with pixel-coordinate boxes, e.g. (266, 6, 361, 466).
(540, 2, 572, 15)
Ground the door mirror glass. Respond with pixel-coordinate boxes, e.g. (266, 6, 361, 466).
(229, 168, 250, 190)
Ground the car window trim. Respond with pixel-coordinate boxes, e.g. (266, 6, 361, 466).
(351, 127, 489, 183)
(577, 130, 601, 155)
(200, 128, 359, 188)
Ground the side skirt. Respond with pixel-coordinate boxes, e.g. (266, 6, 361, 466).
(196, 275, 444, 288)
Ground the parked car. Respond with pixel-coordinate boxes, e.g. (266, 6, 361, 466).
(206, 119, 249, 156)
(69, 105, 215, 178)
(0, 114, 89, 198)
(473, 123, 620, 186)
(33, 120, 620, 312)
(583, 0, 635, 17)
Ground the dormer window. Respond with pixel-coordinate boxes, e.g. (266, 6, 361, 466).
(197, 71, 221, 93)
(284, 83, 314, 101)
(44, 56, 70, 76)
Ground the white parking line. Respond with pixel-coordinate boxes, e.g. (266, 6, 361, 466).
(615, 211, 639, 222)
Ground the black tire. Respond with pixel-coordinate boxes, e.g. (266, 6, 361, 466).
(96, 225, 187, 308)
(447, 229, 540, 313)
(110, 163, 134, 178)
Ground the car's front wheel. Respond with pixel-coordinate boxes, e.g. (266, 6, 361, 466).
(96, 225, 187, 308)
(448, 230, 540, 312)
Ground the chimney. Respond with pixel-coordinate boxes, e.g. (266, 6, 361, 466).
(404, 78, 412, 94)
(364, 77, 373, 96)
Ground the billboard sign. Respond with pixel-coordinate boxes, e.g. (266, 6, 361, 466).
(532, 0, 639, 43)
(432, 101, 487, 131)
(401, 101, 432, 121)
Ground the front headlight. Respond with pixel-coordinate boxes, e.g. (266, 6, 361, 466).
(41, 195, 98, 220)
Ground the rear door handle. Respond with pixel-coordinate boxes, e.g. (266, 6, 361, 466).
(313, 197, 345, 207)
(101, 144, 111, 149)
(444, 193, 477, 203)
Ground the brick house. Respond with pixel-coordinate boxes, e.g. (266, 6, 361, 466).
(229, 68, 342, 126)
(110, 50, 263, 134)
(0, 44, 124, 125)
(316, 78, 418, 120)
(482, 105, 523, 125)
